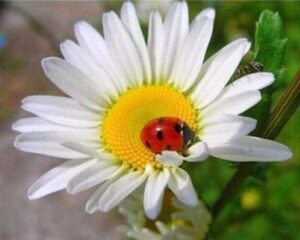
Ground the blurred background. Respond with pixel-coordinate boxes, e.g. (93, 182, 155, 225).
(0, 1, 299, 240)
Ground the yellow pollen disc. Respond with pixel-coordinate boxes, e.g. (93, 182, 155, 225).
(102, 85, 198, 171)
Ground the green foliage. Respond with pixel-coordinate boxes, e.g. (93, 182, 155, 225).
(248, 10, 287, 183)
(247, 10, 287, 134)
(183, 4, 299, 239)
(183, 158, 235, 205)
(254, 10, 287, 81)
(250, 163, 271, 183)
(213, 163, 300, 240)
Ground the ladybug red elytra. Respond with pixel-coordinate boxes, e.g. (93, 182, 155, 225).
(140, 117, 195, 154)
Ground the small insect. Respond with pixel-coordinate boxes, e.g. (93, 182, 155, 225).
(235, 61, 264, 78)
(140, 117, 195, 154)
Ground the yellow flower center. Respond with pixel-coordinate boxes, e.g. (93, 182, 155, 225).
(102, 85, 197, 170)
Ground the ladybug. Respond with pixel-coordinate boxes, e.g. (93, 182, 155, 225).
(140, 117, 195, 154)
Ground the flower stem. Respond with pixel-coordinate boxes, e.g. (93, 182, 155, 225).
(211, 69, 300, 219)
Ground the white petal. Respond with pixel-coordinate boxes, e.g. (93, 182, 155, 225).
(42, 57, 109, 111)
(12, 117, 73, 133)
(191, 39, 251, 108)
(62, 141, 112, 160)
(27, 159, 97, 199)
(156, 151, 183, 167)
(185, 141, 210, 162)
(21, 95, 100, 128)
(190, 8, 215, 28)
(171, 8, 215, 91)
(74, 21, 127, 92)
(218, 72, 275, 100)
(14, 130, 98, 159)
(157, 142, 209, 165)
(121, 1, 152, 84)
(198, 38, 250, 81)
(74, 21, 108, 62)
(98, 171, 147, 212)
(148, 11, 164, 84)
(86, 181, 114, 214)
(103, 12, 143, 88)
(85, 165, 128, 214)
(144, 169, 170, 219)
(168, 168, 199, 206)
(60, 40, 119, 100)
(162, 2, 189, 80)
(202, 90, 262, 116)
(200, 114, 257, 143)
(67, 161, 119, 194)
(209, 136, 292, 162)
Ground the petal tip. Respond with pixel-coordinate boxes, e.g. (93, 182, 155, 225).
(27, 186, 38, 200)
(145, 209, 159, 220)
(11, 121, 18, 132)
(122, 0, 134, 9)
(74, 20, 88, 28)
(280, 146, 293, 161)
(264, 72, 275, 85)
(242, 40, 251, 54)
(203, 8, 216, 19)
(41, 56, 62, 72)
(66, 185, 77, 195)
(85, 203, 97, 215)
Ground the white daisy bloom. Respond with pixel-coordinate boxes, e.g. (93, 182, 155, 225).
(13, 1, 292, 220)
(118, 192, 211, 240)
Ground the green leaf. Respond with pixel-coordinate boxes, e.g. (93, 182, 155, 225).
(246, 10, 287, 134)
(249, 10, 287, 182)
(254, 10, 287, 81)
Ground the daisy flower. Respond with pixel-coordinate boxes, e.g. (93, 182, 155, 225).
(13, 1, 292, 220)
(118, 191, 211, 240)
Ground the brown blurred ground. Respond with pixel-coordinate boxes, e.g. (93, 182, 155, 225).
(0, 1, 123, 240)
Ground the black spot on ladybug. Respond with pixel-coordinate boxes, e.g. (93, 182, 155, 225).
(156, 130, 164, 140)
(145, 141, 151, 149)
(174, 123, 182, 133)
(166, 145, 172, 150)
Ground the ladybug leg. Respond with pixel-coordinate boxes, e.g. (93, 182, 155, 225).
(182, 123, 195, 147)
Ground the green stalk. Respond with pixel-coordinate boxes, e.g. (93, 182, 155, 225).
(211, 69, 300, 219)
